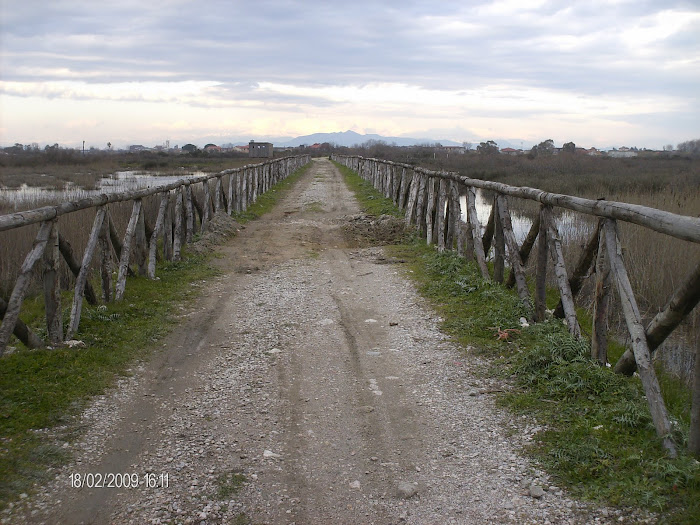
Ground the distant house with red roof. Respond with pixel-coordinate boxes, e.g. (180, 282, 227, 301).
(500, 147, 520, 155)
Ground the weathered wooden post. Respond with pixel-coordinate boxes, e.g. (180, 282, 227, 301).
(98, 213, 112, 302)
(425, 178, 437, 245)
(184, 185, 194, 243)
(604, 219, 677, 457)
(115, 199, 142, 301)
(546, 213, 581, 338)
(163, 195, 173, 262)
(534, 205, 549, 322)
(591, 228, 612, 364)
(496, 195, 530, 314)
(173, 191, 183, 262)
(133, 202, 147, 276)
(42, 219, 62, 344)
(493, 197, 505, 283)
(66, 207, 107, 340)
(466, 187, 490, 280)
(0, 221, 53, 354)
(148, 193, 169, 279)
(201, 181, 211, 233)
(436, 178, 448, 252)
(227, 172, 235, 215)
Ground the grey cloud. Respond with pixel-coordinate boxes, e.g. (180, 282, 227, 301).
(1, 0, 698, 102)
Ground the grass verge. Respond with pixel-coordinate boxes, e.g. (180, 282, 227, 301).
(0, 161, 312, 511)
(338, 161, 700, 524)
(232, 162, 312, 223)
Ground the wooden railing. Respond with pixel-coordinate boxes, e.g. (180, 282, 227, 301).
(0, 155, 310, 356)
(332, 153, 700, 457)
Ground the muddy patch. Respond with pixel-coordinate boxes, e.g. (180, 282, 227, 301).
(341, 213, 407, 246)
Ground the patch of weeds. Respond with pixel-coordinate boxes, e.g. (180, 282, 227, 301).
(233, 163, 311, 223)
(216, 470, 247, 499)
(332, 161, 403, 218)
(233, 513, 252, 525)
(305, 201, 323, 212)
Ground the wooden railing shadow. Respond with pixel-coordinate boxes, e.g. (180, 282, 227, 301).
(0, 155, 310, 354)
(332, 153, 700, 457)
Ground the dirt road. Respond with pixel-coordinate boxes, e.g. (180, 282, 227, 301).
(7, 159, 612, 524)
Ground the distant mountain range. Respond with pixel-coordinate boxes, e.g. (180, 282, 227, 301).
(263, 130, 463, 148)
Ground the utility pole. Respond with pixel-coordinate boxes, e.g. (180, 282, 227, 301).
(82, 140, 85, 155)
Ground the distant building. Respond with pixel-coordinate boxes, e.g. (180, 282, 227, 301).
(443, 146, 466, 154)
(249, 141, 273, 158)
(129, 145, 148, 152)
(608, 148, 638, 158)
(500, 147, 520, 156)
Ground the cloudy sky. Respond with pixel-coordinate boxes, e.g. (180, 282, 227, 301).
(1, 0, 699, 150)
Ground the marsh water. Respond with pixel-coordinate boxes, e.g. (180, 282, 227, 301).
(462, 191, 594, 245)
(0, 171, 204, 213)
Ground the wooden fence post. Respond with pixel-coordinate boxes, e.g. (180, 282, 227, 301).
(42, 219, 62, 344)
(227, 173, 235, 215)
(201, 181, 211, 233)
(163, 195, 173, 262)
(173, 191, 183, 262)
(98, 213, 112, 302)
(184, 185, 194, 243)
(466, 187, 490, 280)
(496, 195, 531, 313)
(148, 192, 169, 279)
(0, 221, 53, 354)
(404, 172, 419, 227)
(592, 227, 612, 364)
(425, 178, 437, 245)
(115, 200, 142, 301)
(493, 197, 505, 283)
(436, 179, 448, 252)
(134, 202, 147, 276)
(66, 206, 107, 340)
(603, 219, 677, 457)
(546, 214, 581, 338)
(534, 205, 549, 322)
(415, 175, 427, 236)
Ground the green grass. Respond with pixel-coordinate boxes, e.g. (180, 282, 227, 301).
(339, 162, 700, 524)
(232, 162, 312, 223)
(332, 161, 404, 217)
(215, 469, 247, 499)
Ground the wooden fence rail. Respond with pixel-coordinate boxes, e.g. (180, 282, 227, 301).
(332, 153, 700, 457)
(0, 155, 310, 357)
